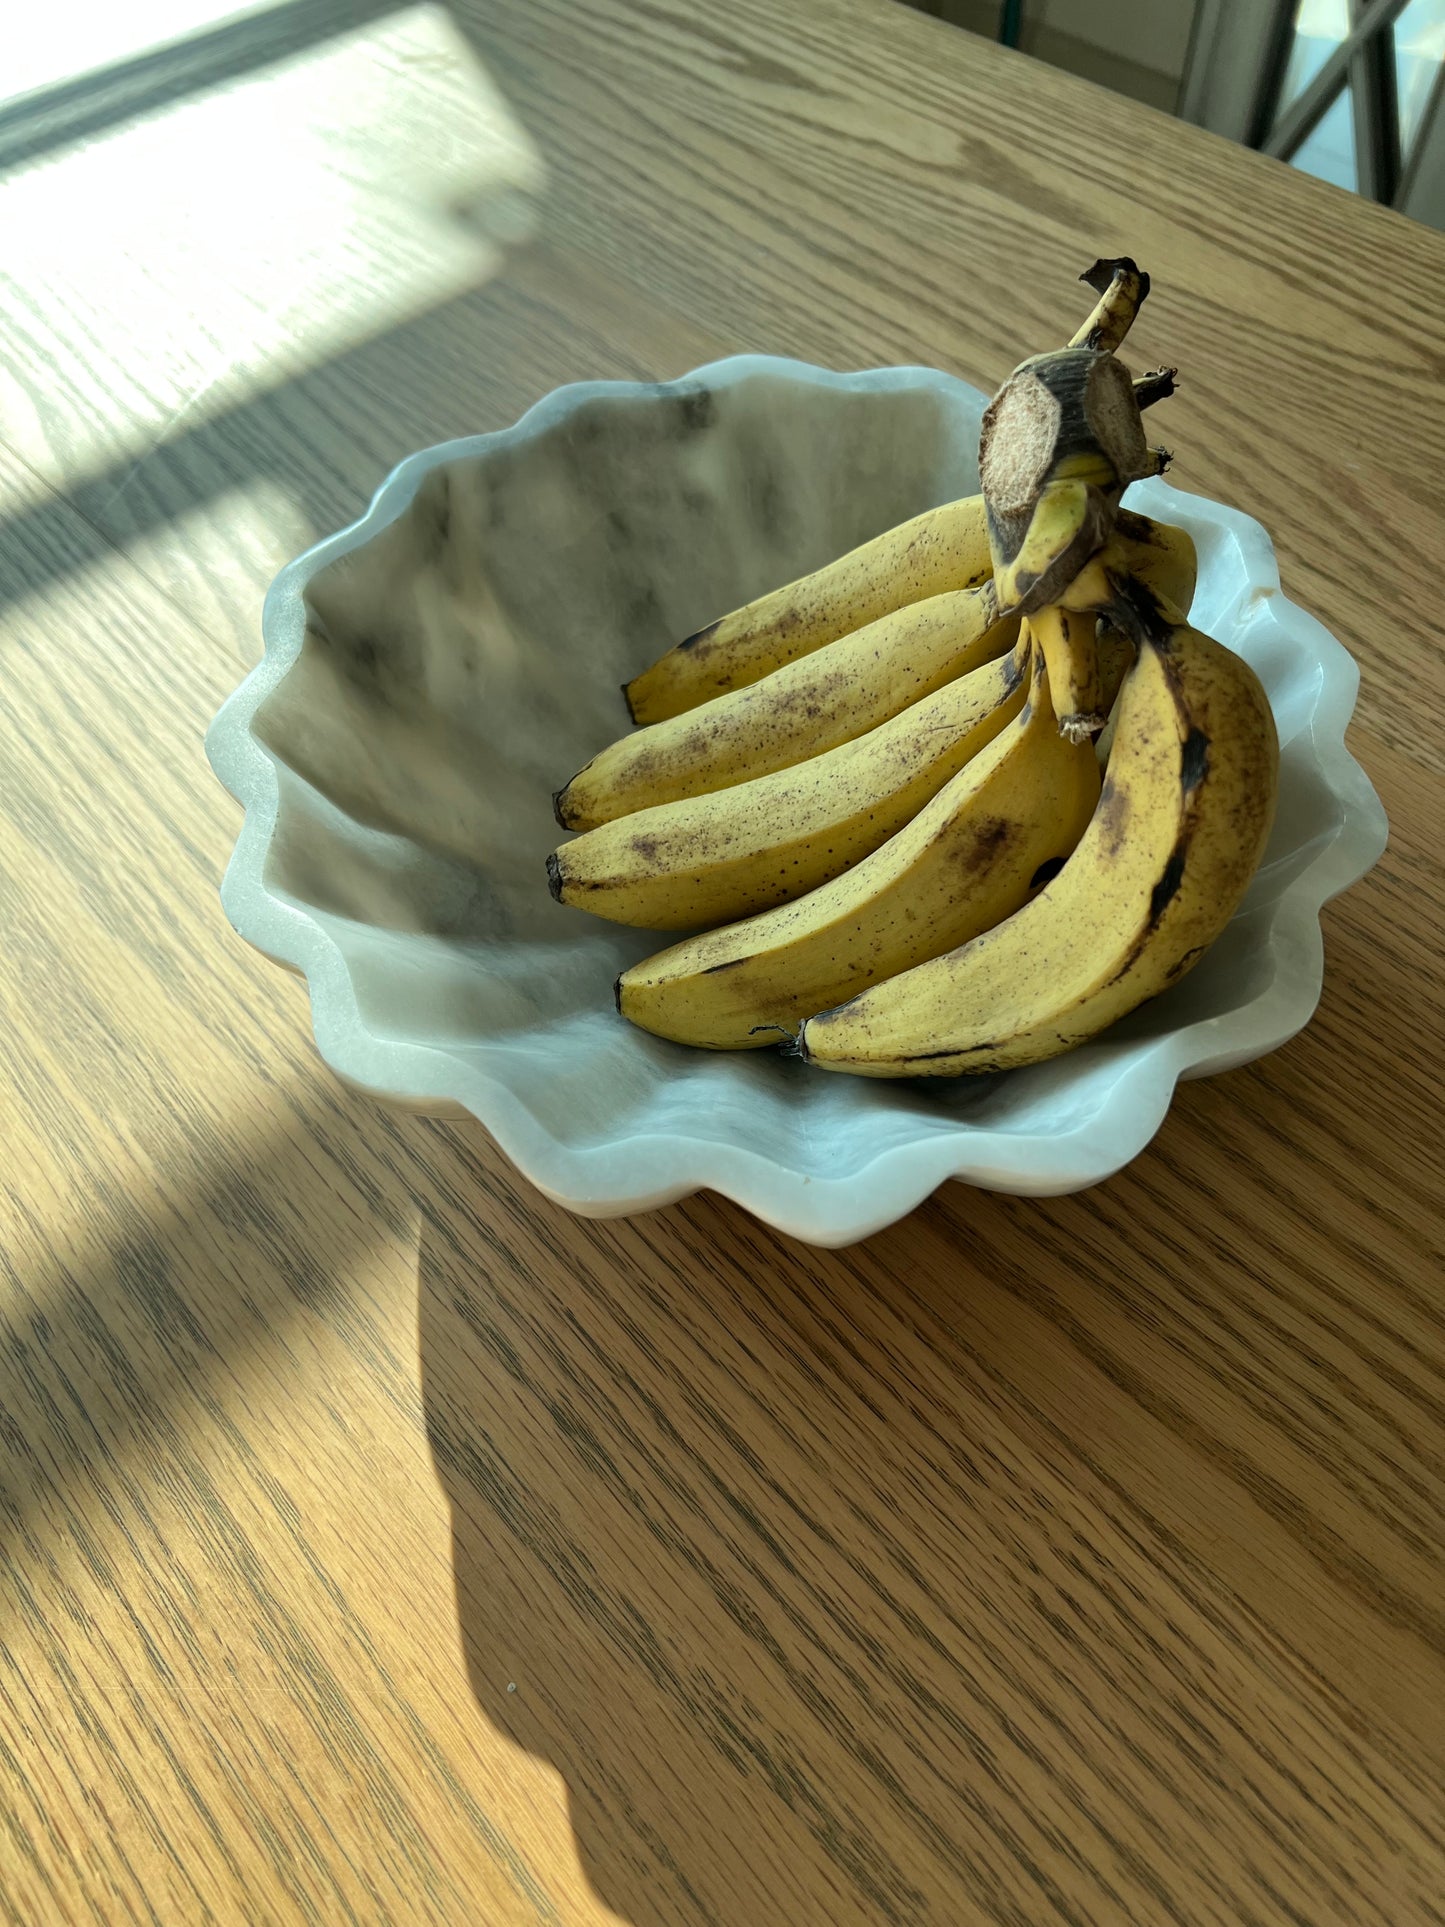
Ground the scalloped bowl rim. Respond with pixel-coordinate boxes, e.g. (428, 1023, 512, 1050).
(205, 355, 1388, 1245)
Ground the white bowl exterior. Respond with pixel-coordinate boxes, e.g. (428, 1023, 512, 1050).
(206, 357, 1387, 1245)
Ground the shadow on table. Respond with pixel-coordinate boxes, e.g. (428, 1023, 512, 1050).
(1, 1076, 411, 1547)
(413, 1134, 1162, 1927)
(417, 1170, 993, 1924)
(414, 1004, 1444, 1927)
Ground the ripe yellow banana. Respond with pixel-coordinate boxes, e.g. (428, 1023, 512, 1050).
(799, 616, 1278, 1076)
(623, 494, 993, 724)
(558, 585, 1016, 830)
(549, 647, 1026, 930)
(559, 517, 1195, 831)
(617, 638, 1100, 1049)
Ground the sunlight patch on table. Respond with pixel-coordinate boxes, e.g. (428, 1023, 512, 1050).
(6, 0, 290, 103)
(0, 4, 543, 496)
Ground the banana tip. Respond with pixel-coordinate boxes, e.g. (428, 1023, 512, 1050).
(749, 1021, 808, 1060)
(546, 851, 564, 902)
(620, 678, 640, 723)
(612, 972, 624, 1014)
(551, 786, 570, 830)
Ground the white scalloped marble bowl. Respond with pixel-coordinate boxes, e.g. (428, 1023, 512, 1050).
(206, 356, 1387, 1245)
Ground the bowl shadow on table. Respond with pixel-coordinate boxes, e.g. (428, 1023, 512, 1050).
(411, 1074, 1354, 1927)
(415, 1196, 954, 1927)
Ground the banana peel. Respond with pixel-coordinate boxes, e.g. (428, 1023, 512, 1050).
(548, 256, 1279, 1079)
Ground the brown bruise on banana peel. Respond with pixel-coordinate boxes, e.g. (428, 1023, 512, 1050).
(678, 617, 721, 656)
(553, 651, 1029, 929)
(1096, 775, 1130, 858)
(611, 640, 1092, 1049)
(1180, 727, 1211, 793)
(797, 626, 1275, 1077)
(624, 497, 994, 723)
(1090, 570, 1178, 653)
(568, 588, 1015, 829)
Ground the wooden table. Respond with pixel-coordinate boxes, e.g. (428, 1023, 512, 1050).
(3, 2, 1443, 1920)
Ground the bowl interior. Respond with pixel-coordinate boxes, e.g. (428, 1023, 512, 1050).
(244, 362, 1353, 1185)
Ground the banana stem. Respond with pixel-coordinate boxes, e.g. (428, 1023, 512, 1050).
(1069, 257, 1150, 354)
(1057, 541, 1185, 654)
(1032, 602, 1104, 742)
(753, 1023, 805, 1056)
(1133, 367, 1177, 410)
(1094, 575, 1181, 652)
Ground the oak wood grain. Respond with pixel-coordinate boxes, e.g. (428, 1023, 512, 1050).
(2, 1, 1443, 1922)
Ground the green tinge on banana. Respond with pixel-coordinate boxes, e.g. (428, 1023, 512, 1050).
(549, 648, 1027, 931)
(558, 583, 1015, 830)
(623, 493, 993, 725)
(617, 644, 1100, 1050)
(799, 619, 1279, 1077)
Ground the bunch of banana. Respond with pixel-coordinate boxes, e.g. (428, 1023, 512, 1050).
(547, 258, 1279, 1076)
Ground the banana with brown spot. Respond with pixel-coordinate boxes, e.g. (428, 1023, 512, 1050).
(559, 583, 1014, 829)
(563, 515, 1195, 829)
(799, 616, 1278, 1076)
(623, 494, 993, 725)
(617, 638, 1100, 1048)
(550, 647, 1027, 930)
